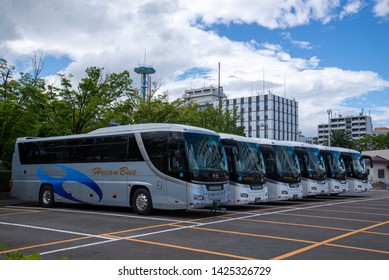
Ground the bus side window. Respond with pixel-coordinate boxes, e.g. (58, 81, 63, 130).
(38, 141, 65, 163)
(128, 134, 143, 161)
(142, 131, 168, 173)
(66, 138, 95, 162)
(18, 142, 38, 164)
(96, 136, 128, 161)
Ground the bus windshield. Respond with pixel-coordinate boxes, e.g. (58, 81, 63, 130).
(274, 146, 299, 175)
(234, 141, 266, 184)
(322, 150, 346, 180)
(304, 147, 326, 179)
(351, 153, 365, 174)
(185, 133, 228, 177)
(271, 145, 301, 183)
(235, 142, 262, 174)
(343, 152, 368, 180)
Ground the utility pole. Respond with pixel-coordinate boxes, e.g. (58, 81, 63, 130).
(327, 109, 332, 146)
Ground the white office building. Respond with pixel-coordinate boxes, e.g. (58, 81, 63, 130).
(183, 87, 299, 140)
(225, 94, 299, 140)
(317, 113, 373, 145)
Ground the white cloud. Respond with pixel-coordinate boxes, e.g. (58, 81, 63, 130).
(184, 0, 341, 29)
(1, 0, 389, 137)
(339, 0, 364, 19)
(282, 32, 313, 49)
(373, 0, 389, 17)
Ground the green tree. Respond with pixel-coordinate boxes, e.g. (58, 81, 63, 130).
(329, 129, 354, 148)
(196, 103, 245, 135)
(132, 88, 185, 123)
(132, 86, 244, 135)
(354, 133, 389, 151)
(43, 67, 137, 135)
(0, 59, 46, 167)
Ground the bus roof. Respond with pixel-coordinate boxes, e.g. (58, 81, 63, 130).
(15, 123, 219, 143)
(88, 123, 217, 135)
(317, 145, 360, 154)
(288, 141, 321, 150)
(219, 133, 259, 144)
(253, 138, 295, 147)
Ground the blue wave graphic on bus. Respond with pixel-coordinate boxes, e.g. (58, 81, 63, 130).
(38, 165, 103, 203)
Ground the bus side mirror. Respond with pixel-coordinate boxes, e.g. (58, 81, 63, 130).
(362, 155, 373, 168)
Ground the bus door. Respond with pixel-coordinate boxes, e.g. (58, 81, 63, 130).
(165, 132, 188, 209)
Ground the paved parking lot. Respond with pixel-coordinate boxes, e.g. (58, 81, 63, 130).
(0, 190, 388, 260)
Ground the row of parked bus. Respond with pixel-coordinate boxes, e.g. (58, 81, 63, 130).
(10, 123, 373, 215)
(221, 133, 373, 206)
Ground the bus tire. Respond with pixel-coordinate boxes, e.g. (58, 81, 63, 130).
(39, 185, 55, 208)
(132, 188, 152, 215)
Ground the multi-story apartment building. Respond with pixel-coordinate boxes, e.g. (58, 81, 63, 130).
(317, 113, 373, 145)
(182, 86, 299, 140)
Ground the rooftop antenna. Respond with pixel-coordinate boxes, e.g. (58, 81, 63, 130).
(262, 65, 265, 95)
(218, 62, 222, 111)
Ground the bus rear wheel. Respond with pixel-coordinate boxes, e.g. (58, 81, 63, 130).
(132, 188, 152, 215)
(39, 185, 55, 208)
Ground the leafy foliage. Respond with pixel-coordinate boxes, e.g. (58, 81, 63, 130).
(44, 67, 138, 135)
(0, 244, 41, 260)
(0, 59, 45, 167)
(353, 133, 389, 151)
(329, 130, 354, 149)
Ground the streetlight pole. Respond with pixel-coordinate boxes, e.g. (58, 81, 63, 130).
(327, 109, 332, 146)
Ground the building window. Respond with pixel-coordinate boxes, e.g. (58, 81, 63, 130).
(378, 169, 385, 179)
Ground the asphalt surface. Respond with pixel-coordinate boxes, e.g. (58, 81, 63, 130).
(0, 190, 388, 260)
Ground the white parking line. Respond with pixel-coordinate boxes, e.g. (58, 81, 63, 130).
(6, 205, 204, 225)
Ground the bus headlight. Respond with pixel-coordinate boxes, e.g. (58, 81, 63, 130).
(240, 193, 249, 198)
(311, 187, 317, 190)
(281, 190, 288, 195)
(193, 195, 204, 201)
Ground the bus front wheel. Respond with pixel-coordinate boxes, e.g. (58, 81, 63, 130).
(39, 185, 55, 208)
(132, 188, 152, 215)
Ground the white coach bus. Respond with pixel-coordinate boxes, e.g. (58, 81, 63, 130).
(337, 147, 373, 192)
(11, 123, 231, 215)
(289, 141, 328, 196)
(318, 146, 349, 195)
(255, 139, 303, 201)
(219, 133, 268, 205)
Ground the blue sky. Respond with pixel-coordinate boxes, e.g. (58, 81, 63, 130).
(1, 0, 389, 136)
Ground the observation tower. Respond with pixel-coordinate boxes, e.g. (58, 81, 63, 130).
(134, 65, 155, 100)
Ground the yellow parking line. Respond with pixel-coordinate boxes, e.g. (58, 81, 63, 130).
(99, 212, 243, 237)
(0, 236, 92, 255)
(364, 230, 389, 237)
(308, 208, 389, 217)
(327, 243, 389, 255)
(272, 220, 389, 260)
(241, 218, 354, 232)
(0, 211, 45, 217)
(334, 204, 389, 211)
(183, 226, 316, 244)
(279, 212, 380, 223)
(100, 223, 186, 237)
(105, 234, 256, 260)
(0, 207, 44, 217)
